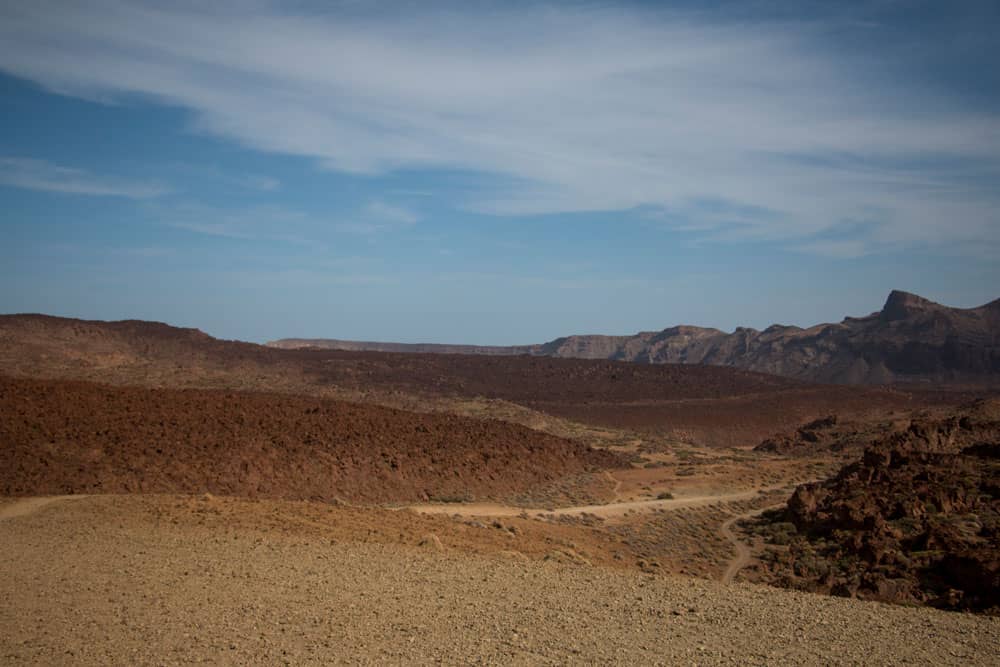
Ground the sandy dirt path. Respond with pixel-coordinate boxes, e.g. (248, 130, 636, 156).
(0, 495, 87, 520)
(405, 486, 782, 519)
(719, 504, 783, 584)
(604, 470, 622, 500)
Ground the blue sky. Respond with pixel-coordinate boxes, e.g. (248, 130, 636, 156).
(1, 1, 998, 344)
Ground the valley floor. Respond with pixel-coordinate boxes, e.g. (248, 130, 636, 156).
(2, 495, 997, 666)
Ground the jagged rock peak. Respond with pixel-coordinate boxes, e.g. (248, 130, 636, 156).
(880, 290, 941, 321)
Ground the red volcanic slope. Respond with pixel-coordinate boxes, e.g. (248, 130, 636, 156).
(0, 376, 623, 503)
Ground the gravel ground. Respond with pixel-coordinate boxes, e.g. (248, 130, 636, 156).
(2, 496, 998, 665)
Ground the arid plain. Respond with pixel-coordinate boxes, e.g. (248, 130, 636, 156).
(2, 312, 999, 664)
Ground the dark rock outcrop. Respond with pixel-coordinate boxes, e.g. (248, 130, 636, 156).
(755, 399, 1000, 613)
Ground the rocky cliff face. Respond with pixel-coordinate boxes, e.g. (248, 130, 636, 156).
(539, 290, 1000, 384)
(269, 291, 1000, 385)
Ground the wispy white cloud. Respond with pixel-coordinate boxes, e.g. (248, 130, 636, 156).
(154, 161, 280, 193)
(790, 239, 872, 259)
(0, 156, 168, 198)
(431, 269, 659, 292)
(363, 201, 419, 226)
(156, 199, 418, 243)
(158, 203, 320, 245)
(229, 174, 280, 192)
(214, 268, 397, 289)
(336, 200, 420, 235)
(111, 246, 175, 258)
(0, 2, 997, 254)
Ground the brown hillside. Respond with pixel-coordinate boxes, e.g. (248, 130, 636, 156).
(0, 376, 623, 503)
(0, 313, 803, 402)
(0, 313, 971, 447)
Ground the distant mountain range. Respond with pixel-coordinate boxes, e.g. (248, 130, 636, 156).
(268, 290, 1000, 385)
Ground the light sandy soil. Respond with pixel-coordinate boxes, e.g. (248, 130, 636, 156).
(2, 495, 998, 665)
(0, 495, 86, 520)
(719, 505, 783, 584)
(405, 486, 779, 520)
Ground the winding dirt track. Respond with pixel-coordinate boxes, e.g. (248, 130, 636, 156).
(4, 491, 777, 586)
(719, 504, 783, 584)
(604, 471, 622, 501)
(405, 486, 781, 520)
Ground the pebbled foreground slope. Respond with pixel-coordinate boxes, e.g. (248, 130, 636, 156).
(1, 494, 998, 665)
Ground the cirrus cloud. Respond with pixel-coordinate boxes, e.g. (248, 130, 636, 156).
(0, 1, 997, 254)
(0, 156, 169, 198)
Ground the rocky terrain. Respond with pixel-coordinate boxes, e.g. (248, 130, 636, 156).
(271, 290, 1000, 385)
(3, 494, 998, 665)
(747, 399, 1000, 612)
(0, 376, 622, 503)
(0, 312, 954, 448)
(754, 413, 910, 457)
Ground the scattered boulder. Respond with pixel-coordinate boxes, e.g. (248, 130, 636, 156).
(417, 534, 444, 551)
